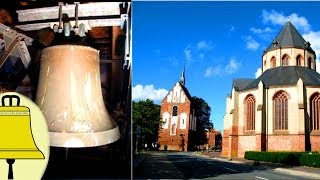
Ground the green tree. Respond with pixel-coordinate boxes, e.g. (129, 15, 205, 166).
(191, 96, 213, 145)
(132, 99, 161, 149)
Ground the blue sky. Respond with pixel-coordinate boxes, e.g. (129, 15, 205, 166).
(132, 1, 320, 131)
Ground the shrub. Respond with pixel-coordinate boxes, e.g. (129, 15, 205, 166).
(244, 151, 320, 168)
(299, 153, 320, 168)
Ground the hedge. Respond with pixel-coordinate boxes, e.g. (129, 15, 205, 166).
(244, 151, 320, 168)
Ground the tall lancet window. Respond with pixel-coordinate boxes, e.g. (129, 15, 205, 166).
(296, 55, 303, 66)
(273, 91, 289, 130)
(170, 106, 178, 135)
(310, 93, 320, 131)
(245, 95, 255, 130)
(282, 54, 289, 66)
(172, 106, 178, 116)
(271, 57, 276, 68)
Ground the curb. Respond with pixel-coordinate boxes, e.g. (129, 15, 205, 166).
(193, 153, 244, 164)
(273, 168, 320, 179)
(209, 156, 244, 164)
(194, 153, 320, 179)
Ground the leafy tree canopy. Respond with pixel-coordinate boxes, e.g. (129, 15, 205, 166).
(132, 99, 161, 136)
(191, 96, 213, 130)
(191, 96, 213, 145)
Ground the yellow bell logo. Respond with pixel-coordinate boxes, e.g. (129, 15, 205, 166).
(0, 94, 48, 180)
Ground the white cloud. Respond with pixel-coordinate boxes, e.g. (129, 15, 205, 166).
(132, 84, 168, 102)
(183, 41, 215, 65)
(204, 67, 213, 77)
(197, 40, 214, 50)
(204, 58, 240, 77)
(262, 10, 311, 32)
(204, 66, 223, 78)
(255, 68, 262, 78)
(250, 27, 274, 34)
(303, 31, 320, 54)
(184, 48, 192, 62)
(303, 31, 320, 73)
(226, 25, 236, 38)
(250, 26, 274, 42)
(225, 58, 240, 74)
(244, 36, 260, 51)
(212, 66, 223, 76)
(229, 25, 235, 32)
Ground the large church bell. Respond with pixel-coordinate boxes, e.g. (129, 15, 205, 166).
(35, 45, 120, 148)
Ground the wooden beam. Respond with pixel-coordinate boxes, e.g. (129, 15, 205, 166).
(111, 26, 122, 105)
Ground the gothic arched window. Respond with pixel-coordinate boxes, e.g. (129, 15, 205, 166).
(310, 93, 320, 131)
(308, 57, 312, 68)
(244, 95, 255, 130)
(282, 54, 289, 66)
(172, 106, 178, 116)
(273, 91, 289, 130)
(296, 55, 303, 66)
(271, 57, 276, 68)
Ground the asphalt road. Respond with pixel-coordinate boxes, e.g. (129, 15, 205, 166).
(134, 151, 316, 180)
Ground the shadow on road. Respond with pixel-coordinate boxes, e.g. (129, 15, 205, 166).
(133, 151, 311, 180)
(166, 153, 270, 179)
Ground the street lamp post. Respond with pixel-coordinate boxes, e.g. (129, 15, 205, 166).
(136, 125, 141, 157)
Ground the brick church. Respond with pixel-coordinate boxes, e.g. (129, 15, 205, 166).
(158, 68, 199, 151)
(222, 20, 320, 157)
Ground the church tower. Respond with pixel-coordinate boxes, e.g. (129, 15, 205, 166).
(158, 67, 197, 151)
(222, 20, 320, 158)
(261, 20, 316, 72)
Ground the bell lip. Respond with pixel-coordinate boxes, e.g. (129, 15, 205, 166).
(42, 44, 99, 53)
(49, 126, 120, 148)
(0, 151, 45, 159)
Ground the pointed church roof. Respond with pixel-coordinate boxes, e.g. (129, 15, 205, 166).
(264, 21, 314, 54)
(161, 66, 192, 103)
(179, 82, 192, 100)
(161, 81, 192, 103)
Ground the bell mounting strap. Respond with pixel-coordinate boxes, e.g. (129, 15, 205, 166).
(2, 95, 20, 106)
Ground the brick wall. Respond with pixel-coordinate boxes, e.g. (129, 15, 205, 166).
(255, 134, 266, 151)
(229, 125, 239, 157)
(222, 130, 230, 157)
(158, 127, 189, 151)
(207, 130, 216, 149)
(310, 135, 320, 151)
(223, 133, 319, 157)
(158, 97, 191, 151)
(238, 135, 256, 157)
(267, 134, 305, 151)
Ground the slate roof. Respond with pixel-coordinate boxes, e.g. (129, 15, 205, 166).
(232, 78, 255, 91)
(180, 82, 192, 100)
(264, 21, 315, 54)
(243, 66, 320, 90)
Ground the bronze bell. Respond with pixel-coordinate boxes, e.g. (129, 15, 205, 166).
(35, 45, 120, 148)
